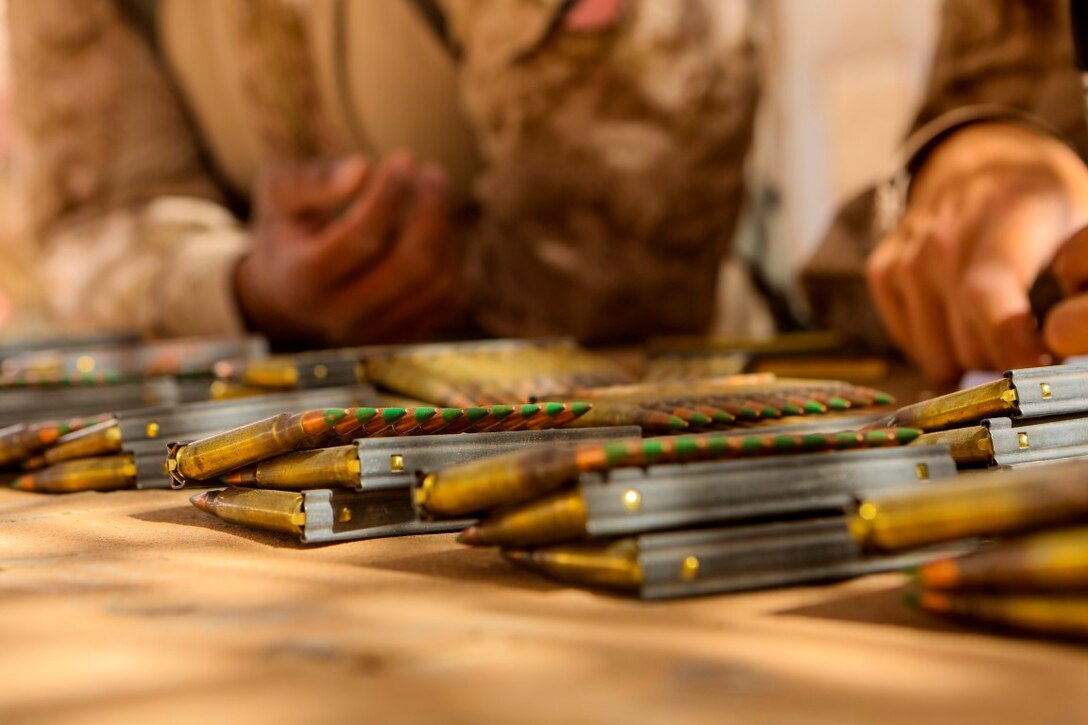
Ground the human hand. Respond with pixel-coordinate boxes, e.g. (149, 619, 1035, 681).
(234, 153, 463, 346)
(866, 123, 1088, 383)
(1045, 223, 1088, 357)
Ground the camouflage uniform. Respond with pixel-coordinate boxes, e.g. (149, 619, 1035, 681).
(8, 0, 760, 342)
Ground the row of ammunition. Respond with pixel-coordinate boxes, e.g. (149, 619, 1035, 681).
(856, 468, 1088, 639)
(167, 402, 594, 488)
(906, 525, 1088, 637)
(411, 439, 1088, 628)
(185, 427, 931, 551)
(5, 387, 379, 493)
(209, 339, 901, 436)
(411, 428, 933, 598)
(188, 427, 643, 544)
(0, 338, 902, 496)
(0, 335, 267, 383)
(175, 360, 908, 552)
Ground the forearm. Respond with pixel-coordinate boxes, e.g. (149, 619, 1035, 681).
(38, 198, 248, 338)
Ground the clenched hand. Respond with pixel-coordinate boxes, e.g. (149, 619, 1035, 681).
(233, 154, 464, 346)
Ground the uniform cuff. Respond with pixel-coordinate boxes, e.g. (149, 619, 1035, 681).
(874, 105, 1073, 237)
(902, 104, 1072, 176)
(148, 198, 249, 337)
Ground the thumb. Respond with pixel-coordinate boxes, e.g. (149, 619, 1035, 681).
(1051, 224, 1088, 296)
(258, 156, 369, 218)
(1044, 294, 1088, 358)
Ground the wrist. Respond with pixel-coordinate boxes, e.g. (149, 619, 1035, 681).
(232, 254, 294, 344)
(913, 123, 1088, 213)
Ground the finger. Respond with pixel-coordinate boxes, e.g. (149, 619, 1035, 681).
(945, 311, 991, 372)
(893, 244, 960, 383)
(340, 235, 458, 344)
(394, 164, 453, 256)
(321, 167, 456, 340)
(357, 163, 453, 293)
(924, 203, 997, 370)
(359, 267, 464, 342)
(943, 286, 991, 371)
(866, 231, 912, 352)
(960, 263, 1049, 370)
(324, 248, 460, 345)
(260, 156, 369, 217)
(964, 195, 1065, 368)
(308, 153, 419, 282)
(927, 200, 975, 287)
(1051, 224, 1088, 296)
(1044, 293, 1088, 358)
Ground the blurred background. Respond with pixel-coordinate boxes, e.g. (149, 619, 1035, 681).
(726, 0, 939, 333)
(0, 0, 941, 339)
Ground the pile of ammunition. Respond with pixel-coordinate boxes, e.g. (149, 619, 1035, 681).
(0, 335, 289, 491)
(1, 336, 902, 498)
(16, 334, 1086, 639)
(1, 335, 267, 386)
(0, 335, 273, 427)
(177, 341, 910, 551)
(1, 387, 379, 493)
(413, 427, 949, 598)
(173, 402, 647, 543)
(908, 526, 1088, 639)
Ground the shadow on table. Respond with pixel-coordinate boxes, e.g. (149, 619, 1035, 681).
(776, 582, 962, 633)
(130, 505, 302, 549)
(361, 546, 568, 593)
(781, 583, 1088, 649)
(131, 505, 568, 591)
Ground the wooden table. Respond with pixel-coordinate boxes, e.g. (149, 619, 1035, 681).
(2, 487, 1086, 724)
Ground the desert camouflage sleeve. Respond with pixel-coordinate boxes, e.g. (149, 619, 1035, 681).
(802, 0, 1087, 346)
(8, 0, 248, 338)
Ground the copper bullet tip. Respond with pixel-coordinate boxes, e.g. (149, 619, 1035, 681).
(457, 526, 484, 546)
(189, 491, 211, 513)
(916, 559, 960, 589)
(9, 476, 33, 491)
(500, 549, 529, 563)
